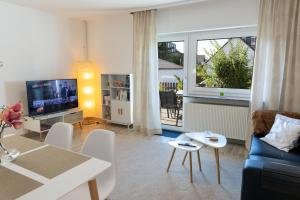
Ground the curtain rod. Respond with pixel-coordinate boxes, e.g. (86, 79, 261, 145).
(130, 9, 157, 14)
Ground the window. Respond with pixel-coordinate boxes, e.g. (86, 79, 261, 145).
(187, 27, 257, 100)
(157, 36, 187, 92)
(158, 41, 184, 92)
(195, 36, 256, 89)
(157, 34, 187, 127)
(158, 41, 184, 68)
(158, 28, 256, 100)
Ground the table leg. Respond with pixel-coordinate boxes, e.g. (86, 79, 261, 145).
(182, 152, 188, 166)
(88, 179, 99, 200)
(166, 148, 176, 172)
(189, 152, 193, 183)
(214, 148, 220, 184)
(197, 150, 202, 171)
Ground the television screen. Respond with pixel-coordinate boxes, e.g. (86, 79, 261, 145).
(26, 79, 78, 116)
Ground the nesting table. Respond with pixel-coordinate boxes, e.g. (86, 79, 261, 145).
(166, 140, 203, 183)
(185, 132, 227, 184)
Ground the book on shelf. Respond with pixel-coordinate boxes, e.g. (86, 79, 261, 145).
(116, 90, 128, 101)
(104, 95, 111, 105)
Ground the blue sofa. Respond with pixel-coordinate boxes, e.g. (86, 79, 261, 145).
(241, 110, 300, 200)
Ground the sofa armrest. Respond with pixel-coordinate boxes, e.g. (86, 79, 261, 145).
(261, 162, 300, 194)
(241, 159, 300, 200)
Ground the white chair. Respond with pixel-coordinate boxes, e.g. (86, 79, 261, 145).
(60, 129, 116, 200)
(44, 122, 73, 150)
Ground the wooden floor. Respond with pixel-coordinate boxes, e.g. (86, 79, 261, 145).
(23, 122, 247, 200)
(160, 108, 183, 127)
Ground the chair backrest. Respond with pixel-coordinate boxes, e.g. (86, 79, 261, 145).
(81, 129, 116, 193)
(45, 122, 73, 150)
(159, 91, 177, 107)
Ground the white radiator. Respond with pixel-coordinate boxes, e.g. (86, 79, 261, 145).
(183, 103, 249, 140)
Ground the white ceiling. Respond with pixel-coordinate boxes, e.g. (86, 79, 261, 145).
(0, 0, 208, 18)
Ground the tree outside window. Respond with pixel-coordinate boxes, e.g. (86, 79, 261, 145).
(196, 37, 256, 89)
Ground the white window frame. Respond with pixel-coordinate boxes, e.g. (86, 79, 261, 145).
(187, 26, 257, 100)
(158, 26, 257, 101)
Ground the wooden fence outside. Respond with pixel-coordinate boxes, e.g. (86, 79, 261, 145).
(160, 82, 178, 91)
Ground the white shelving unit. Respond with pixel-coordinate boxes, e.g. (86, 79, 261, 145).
(101, 74, 133, 128)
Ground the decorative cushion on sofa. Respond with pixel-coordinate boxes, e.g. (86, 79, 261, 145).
(250, 136, 300, 163)
(260, 114, 300, 152)
(252, 110, 300, 136)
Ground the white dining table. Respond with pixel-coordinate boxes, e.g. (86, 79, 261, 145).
(0, 135, 111, 200)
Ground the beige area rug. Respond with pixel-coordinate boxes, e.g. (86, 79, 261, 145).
(108, 132, 245, 200)
(0, 165, 42, 200)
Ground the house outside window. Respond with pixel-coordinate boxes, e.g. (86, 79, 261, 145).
(158, 40, 184, 91)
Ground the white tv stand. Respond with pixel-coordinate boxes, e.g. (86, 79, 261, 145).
(24, 109, 83, 141)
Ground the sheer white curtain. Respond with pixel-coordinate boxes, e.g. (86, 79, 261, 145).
(248, 0, 300, 146)
(132, 10, 162, 135)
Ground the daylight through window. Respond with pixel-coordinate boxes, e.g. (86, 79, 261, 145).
(196, 37, 256, 89)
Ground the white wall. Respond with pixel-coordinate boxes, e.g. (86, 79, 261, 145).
(157, 0, 259, 34)
(0, 2, 85, 114)
(86, 0, 259, 76)
(88, 14, 133, 74)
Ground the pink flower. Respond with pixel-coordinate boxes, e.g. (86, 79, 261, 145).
(1, 109, 10, 123)
(0, 102, 23, 129)
(9, 103, 22, 112)
(11, 121, 23, 129)
(8, 110, 21, 122)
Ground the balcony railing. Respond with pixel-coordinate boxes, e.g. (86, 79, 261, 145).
(159, 81, 178, 91)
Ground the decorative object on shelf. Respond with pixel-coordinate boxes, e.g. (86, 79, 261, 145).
(104, 95, 111, 106)
(105, 80, 110, 89)
(114, 80, 124, 87)
(121, 90, 128, 101)
(125, 75, 130, 88)
(104, 106, 111, 120)
(116, 90, 128, 101)
(0, 102, 23, 163)
(206, 136, 219, 142)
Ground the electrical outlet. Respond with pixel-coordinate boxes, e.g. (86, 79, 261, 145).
(0, 61, 3, 68)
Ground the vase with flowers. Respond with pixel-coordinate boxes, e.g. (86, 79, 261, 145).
(0, 102, 23, 163)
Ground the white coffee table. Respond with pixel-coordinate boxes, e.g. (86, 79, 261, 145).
(185, 131, 227, 184)
(166, 140, 203, 183)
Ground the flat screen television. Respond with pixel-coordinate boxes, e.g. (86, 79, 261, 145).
(26, 79, 78, 116)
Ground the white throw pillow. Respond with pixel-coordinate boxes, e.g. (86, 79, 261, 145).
(260, 114, 300, 152)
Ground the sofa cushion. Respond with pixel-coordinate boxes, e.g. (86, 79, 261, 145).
(260, 114, 300, 152)
(252, 110, 300, 136)
(249, 136, 300, 163)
